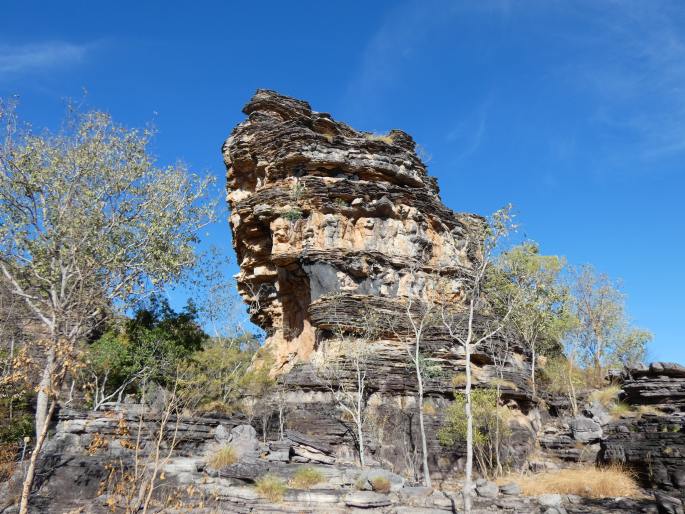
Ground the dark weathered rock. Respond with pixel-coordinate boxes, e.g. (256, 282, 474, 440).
(621, 363, 685, 413)
(601, 414, 685, 493)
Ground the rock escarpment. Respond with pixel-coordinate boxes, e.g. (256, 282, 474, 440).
(224, 89, 485, 373)
(224, 90, 536, 476)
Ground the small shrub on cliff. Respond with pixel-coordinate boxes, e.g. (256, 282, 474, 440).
(207, 445, 238, 469)
(255, 474, 287, 502)
(283, 208, 303, 221)
(290, 466, 324, 489)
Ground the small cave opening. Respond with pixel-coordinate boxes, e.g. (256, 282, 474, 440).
(277, 264, 312, 341)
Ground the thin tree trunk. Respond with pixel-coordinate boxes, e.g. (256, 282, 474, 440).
(357, 363, 366, 468)
(464, 339, 473, 514)
(35, 346, 55, 441)
(415, 353, 431, 487)
(19, 399, 56, 514)
(531, 344, 537, 398)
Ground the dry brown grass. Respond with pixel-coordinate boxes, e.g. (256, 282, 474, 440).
(0, 442, 17, 482)
(364, 133, 395, 144)
(589, 385, 621, 407)
(289, 466, 324, 489)
(370, 476, 391, 493)
(255, 474, 287, 502)
(207, 445, 238, 470)
(507, 466, 643, 499)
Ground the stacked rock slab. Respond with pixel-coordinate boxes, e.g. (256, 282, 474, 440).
(224, 90, 536, 475)
(600, 362, 685, 505)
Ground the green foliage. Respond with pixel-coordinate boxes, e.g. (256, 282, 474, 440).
(490, 242, 576, 359)
(541, 356, 586, 394)
(83, 295, 208, 403)
(178, 334, 261, 413)
(568, 265, 652, 371)
(0, 350, 34, 444)
(438, 387, 512, 476)
(0, 102, 215, 342)
(283, 208, 303, 221)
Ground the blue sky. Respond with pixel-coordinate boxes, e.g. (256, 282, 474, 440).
(1, 1, 683, 362)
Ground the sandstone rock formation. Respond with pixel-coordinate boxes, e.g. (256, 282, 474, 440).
(223, 89, 486, 373)
(223, 90, 536, 476)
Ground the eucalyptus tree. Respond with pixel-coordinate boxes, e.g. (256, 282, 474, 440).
(489, 242, 576, 396)
(568, 265, 651, 376)
(0, 100, 215, 513)
(438, 206, 516, 514)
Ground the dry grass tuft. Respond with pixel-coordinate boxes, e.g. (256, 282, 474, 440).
(255, 474, 287, 502)
(511, 466, 643, 499)
(370, 476, 391, 493)
(290, 466, 324, 489)
(636, 405, 663, 416)
(207, 445, 238, 470)
(609, 402, 633, 418)
(364, 133, 395, 144)
(590, 386, 621, 407)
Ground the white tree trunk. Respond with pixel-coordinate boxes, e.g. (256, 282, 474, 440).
(415, 357, 431, 487)
(35, 347, 55, 442)
(464, 339, 473, 514)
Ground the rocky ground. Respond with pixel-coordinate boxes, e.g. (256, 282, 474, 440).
(0, 408, 661, 513)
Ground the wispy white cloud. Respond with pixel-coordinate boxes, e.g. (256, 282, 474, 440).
(446, 99, 490, 162)
(560, 1, 685, 162)
(0, 41, 89, 77)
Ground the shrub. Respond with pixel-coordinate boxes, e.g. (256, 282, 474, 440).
(511, 466, 642, 499)
(283, 208, 303, 221)
(290, 466, 324, 489)
(255, 474, 287, 502)
(438, 388, 512, 476)
(370, 476, 391, 493)
(207, 445, 238, 469)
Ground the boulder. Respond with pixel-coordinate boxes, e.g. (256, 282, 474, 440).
(344, 491, 393, 508)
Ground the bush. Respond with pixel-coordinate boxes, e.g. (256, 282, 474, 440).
(207, 445, 238, 469)
(370, 476, 391, 493)
(290, 466, 324, 489)
(283, 208, 303, 221)
(255, 474, 287, 502)
(511, 466, 642, 499)
(438, 387, 512, 476)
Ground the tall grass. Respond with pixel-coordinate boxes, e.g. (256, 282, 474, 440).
(510, 466, 643, 499)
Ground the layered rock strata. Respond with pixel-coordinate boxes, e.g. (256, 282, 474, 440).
(223, 90, 536, 476)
